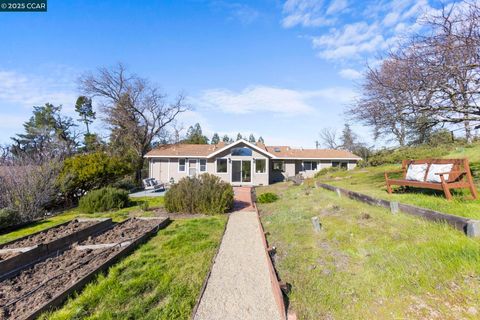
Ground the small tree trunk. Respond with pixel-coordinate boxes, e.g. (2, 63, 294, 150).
(464, 118, 472, 144)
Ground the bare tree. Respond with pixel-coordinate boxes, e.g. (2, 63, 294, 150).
(79, 64, 189, 182)
(319, 128, 339, 149)
(0, 158, 61, 223)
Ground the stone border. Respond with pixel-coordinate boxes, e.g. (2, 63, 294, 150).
(0, 218, 113, 280)
(316, 182, 480, 237)
(252, 188, 290, 320)
(23, 217, 170, 320)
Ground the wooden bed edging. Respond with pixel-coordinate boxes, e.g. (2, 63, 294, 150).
(316, 182, 480, 237)
(190, 214, 230, 320)
(23, 217, 170, 320)
(0, 218, 113, 281)
(252, 188, 289, 320)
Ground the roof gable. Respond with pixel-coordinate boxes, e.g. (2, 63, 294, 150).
(207, 139, 276, 159)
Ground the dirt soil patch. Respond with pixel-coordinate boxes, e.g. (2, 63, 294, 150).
(0, 218, 165, 320)
(0, 220, 96, 250)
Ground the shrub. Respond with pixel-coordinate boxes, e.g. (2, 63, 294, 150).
(0, 208, 20, 229)
(165, 173, 233, 215)
(58, 152, 132, 201)
(0, 159, 61, 223)
(257, 192, 279, 203)
(79, 187, 130, 213)
(139, 200, 149, 211)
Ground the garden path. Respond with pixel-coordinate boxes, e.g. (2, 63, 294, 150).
(193, 187, 282, 320)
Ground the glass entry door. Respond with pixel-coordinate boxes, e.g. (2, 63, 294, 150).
(231, 160, 251, 183)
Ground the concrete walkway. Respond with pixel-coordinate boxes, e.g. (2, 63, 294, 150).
(193, 188, 282, 320)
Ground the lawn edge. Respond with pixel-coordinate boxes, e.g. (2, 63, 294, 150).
(316, 182, 480, 237)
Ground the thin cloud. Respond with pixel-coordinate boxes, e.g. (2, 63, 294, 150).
(339, 68, 362, 80)
(193, 85, 355, 116)
(0, 67, 77, 111)
(282, 0, 445, 63)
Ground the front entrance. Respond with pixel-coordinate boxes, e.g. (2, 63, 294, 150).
(231, 160, 251, 183)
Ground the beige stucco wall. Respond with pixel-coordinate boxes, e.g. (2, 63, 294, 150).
(148, 142, 271, 186)
(148, 144, 359, 185)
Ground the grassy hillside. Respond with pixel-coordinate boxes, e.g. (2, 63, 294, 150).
(257, 183, 480, 319)
(317, 143, 480, 219)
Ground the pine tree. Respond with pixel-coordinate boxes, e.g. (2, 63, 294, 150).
(75, 96, 95, 134)
(236, 133, 243, 141)
(184, 123, 209, 144)
(11, 103, 78, 160)
(211, 133, 220, 144)
(222, 135, 230, 143)
(248, 134, 256, 143)
(257, 136, 265, 144)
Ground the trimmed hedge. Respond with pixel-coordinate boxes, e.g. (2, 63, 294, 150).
(165, 173, 234, 215)
(79, 187, 130, 213)
(257, 192, 279, 204)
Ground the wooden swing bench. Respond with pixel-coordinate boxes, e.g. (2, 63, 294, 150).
(384, 158, 478, 201)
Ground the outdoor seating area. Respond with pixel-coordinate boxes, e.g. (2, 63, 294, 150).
(384, 158, 478, 200)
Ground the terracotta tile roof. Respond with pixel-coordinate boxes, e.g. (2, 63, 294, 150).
(146, 144, 216, 157)
(266, 146, 361, 159)
(145, 140, 361, 159)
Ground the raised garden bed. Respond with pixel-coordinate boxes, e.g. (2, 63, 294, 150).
(0, 217, 169, 320)
(0, 218, 113, 280)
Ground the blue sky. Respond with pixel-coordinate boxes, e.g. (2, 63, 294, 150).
(0, 0, 451, 147)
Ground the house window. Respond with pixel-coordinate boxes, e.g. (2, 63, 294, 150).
(231, 147, 252, 156)
(332, 161, 348, 169)
(255, 159, 266, 173)
(178, 159, 186, 172)
(273, 161, 284, 172)
(303, 161, 317, 171)
(200, 159, 207, 172)
(216, 159, 227, 173)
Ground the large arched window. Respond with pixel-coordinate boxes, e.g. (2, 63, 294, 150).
(231, 147, 252, 156)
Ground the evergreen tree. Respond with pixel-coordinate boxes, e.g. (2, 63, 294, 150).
(248, 134, 256, 143)
(75, 96, 95, 134)
(222, 134, 230, 143)
(257, 136, 265, 144)
(236, 133, 243, 141)
(184, 123, 209, 144)
(11, 103, 78, 160)
(211, 133, 220, 144)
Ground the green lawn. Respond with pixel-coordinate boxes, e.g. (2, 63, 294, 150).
(0, 196, 164, 245)
(41, 217, 226, 320)
(257, 183, 480, 319)
(317, 144, 480, 219)
(0, 195, 226, 319)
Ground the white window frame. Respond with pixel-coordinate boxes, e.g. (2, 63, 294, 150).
(255, 159, 267, 174)
(199, 159, 207, 172)
(303, 161, 318, 171)
(178, 158, 186, 172)
(216, 158, 228, 173)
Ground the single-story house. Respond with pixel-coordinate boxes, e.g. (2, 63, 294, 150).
(145, 139, 362, 186)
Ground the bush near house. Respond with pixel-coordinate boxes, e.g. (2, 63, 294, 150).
(79, 187, 130, 213)
(257, 192, 279, 203)
(165, 173, 234, 215)
(58, 152, 132, 201)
